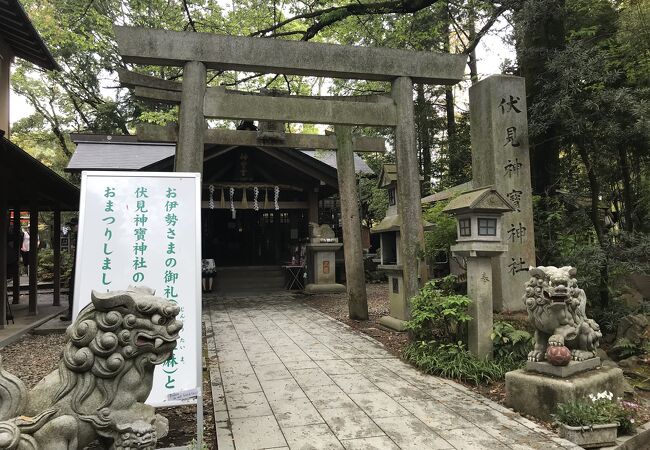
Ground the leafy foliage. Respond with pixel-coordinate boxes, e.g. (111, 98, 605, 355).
(405, 278, 471, 342)
(358, 174, 388, 228)
(37, 248, 73, 282)
(491, 321, 533, 360)
(610, 338, 650, 360)
(422, 200, 459, 266)
(403, 279, 529, 385)
(403, 341, 525, 385)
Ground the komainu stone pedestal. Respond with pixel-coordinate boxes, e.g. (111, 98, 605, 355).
(526, 358, 601, 378)
(505, 365, 626, 421)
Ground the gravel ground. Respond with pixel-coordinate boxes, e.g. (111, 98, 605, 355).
(0, 331, 216, 449)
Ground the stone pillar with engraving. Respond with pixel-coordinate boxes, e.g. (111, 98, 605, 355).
(470, 75, 536, 312)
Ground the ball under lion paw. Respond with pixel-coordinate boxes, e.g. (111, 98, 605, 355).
(546, 345, 572, 366)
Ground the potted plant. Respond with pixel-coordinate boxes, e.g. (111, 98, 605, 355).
(553, 391, 638, 448)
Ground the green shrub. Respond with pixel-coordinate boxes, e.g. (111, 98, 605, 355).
(403, 341, 525, 385)
(609, 338, 648, 360)
(491, 321, 534, 360)
(37, 248, 73, 282)
(591, 298, 636, 335)
(405, 279, 471, 342)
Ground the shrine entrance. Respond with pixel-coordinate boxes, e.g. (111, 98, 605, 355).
(203, 209, 308, 267)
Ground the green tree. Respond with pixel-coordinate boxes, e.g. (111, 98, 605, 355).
(514, 0, 650, 306)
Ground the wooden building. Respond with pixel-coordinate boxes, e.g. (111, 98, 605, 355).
(66, 132, 373, 271)
(1, 0, 79, 328)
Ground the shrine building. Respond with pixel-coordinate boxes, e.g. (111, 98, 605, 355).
(66, 130, 374, 282)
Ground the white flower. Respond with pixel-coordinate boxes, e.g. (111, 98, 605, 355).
(590, 391, 613, 403)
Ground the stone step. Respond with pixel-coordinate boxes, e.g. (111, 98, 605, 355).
(214, 265, 287, 294)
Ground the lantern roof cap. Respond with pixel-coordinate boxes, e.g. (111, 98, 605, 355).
(371, 214, 434, 233)
(443, 186, 514, 214)
(377, 164, 423, 189)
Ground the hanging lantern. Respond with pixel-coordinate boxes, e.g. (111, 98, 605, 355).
(208, 185, 215, 210)
(253, 186, 260, 211)
(274, 185, 280, 210)
(229, 187, 236, 219)
(242, 187, 249, 209)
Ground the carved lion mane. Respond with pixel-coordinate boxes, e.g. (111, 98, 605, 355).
(0, 286, 183, 450)
(55, 287, 182, 414)
(524, 266, 601, 362)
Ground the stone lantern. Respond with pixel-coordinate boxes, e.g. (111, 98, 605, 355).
(443, 186, 513, 358)
(304, 224, 345, 294)
(371, 164, 433, 331)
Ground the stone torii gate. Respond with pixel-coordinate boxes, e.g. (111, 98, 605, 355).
(114, 26, 466, 320)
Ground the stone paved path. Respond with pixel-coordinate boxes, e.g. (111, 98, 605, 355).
(204, 293, 580, 450)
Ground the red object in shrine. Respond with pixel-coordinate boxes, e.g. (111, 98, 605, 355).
(546, 345, 572, 366)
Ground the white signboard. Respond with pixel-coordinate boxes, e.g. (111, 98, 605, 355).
(73, 171, 201, 407)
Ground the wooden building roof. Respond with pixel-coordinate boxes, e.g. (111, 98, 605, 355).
(0, 134, 79, 210)
(66, 135, 374, 178)
(0, 0, 59, 70)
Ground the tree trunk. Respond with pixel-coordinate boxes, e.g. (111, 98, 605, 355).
(516, 0, 566, 195)
(468, 0, 479, 83)
(443, 3, 458, 181)
(416, 84, 432, 193)
(577, 144, 609, 307)
(617, 146, 635, 231)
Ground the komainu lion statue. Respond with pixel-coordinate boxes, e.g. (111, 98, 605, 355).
(524, 266, 602, 362)
(0, 287, 182, 450)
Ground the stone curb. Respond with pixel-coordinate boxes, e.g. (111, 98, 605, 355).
(601, 421, 650, 450)
(0, 308, 67, 349)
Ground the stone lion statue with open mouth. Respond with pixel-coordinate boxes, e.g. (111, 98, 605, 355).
(524, 266, 602, 363)
(0, 287, 182, 450)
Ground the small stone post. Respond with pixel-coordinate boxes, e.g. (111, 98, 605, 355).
(466, 257, 496, 358)
(176, 60, 207, 174)
(470, 75, 535, 311)
(392, 76, 426, 312)
(335, 125, 368, 320)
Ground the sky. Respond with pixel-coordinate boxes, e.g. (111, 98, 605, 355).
(9, 16, 515, 126)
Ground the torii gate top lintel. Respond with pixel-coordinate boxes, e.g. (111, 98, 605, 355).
(113, 25, 467, 85)
(114, 25, 462, 311)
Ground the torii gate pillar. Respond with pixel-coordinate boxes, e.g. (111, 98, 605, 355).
(393, 76, 427, 313)
(176, 60, 206, 174)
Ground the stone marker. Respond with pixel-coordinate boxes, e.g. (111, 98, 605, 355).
(470, 75, 535, 311)
(0, 287, 182, 449)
